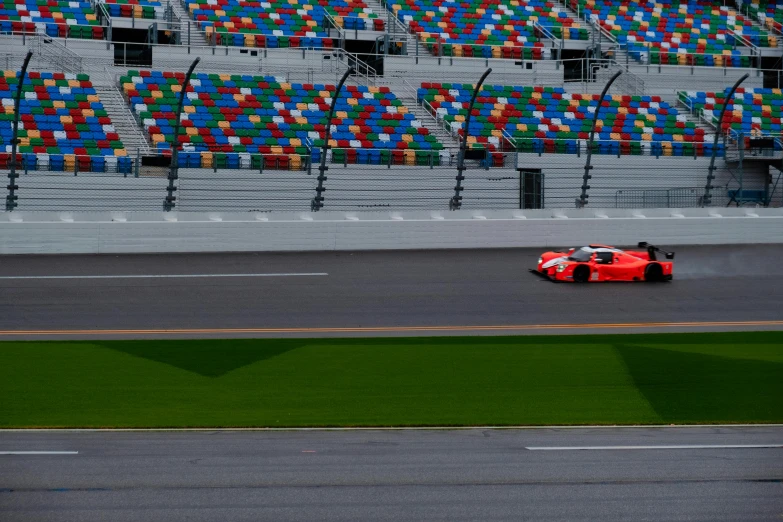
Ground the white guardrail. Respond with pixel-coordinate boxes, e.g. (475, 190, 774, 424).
(1, 208, 782, 254)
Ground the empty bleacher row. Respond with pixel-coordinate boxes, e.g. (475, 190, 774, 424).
(681, 88, 783, 150)
(418, 82, 720, 157)
(189, 0, 383, 48)
(0, 70, 131, 173)
(0, 0, 779, 68)
(572, 0, 776, 66)
(120, 71, 443, 168)
(738, 0, 782, 34)
(98, 0, 161, 20)
(0, 0, 103, 39)
(2, 65, 778, 174)
(391, 0, 587, 60)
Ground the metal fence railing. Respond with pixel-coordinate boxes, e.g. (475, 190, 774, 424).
(615, 187, 705, 209)
(2, 145, 780, 211)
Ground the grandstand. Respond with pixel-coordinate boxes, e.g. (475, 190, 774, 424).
(573, 0, 777, 65)
(0, 0, 781, 211)
(738, 0, 783, 34)
(418, 83, 717, 157)
(0, 69, 131, 173)
(99, 0, 162, 20)
(122, 70, 442, 166)
(0, 0, 104, 39)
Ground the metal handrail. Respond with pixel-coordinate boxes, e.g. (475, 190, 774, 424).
(533, 22, 567, 54)
(104, 65, 154, 154)
(727, 28, 762, 67)
(501, 129, 518, 152)
(333, 48, 377, 86)
(322, 10, 347, 49)
(590, 18, 618, 45)
(34, 34, 84, 73)
(678, 91, 695, 112)
(400, 78, 456, 141)
(592, 59, 644, 94)
(378, 0, 409, 37)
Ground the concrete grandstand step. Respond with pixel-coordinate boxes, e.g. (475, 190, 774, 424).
(554, 0, 596, 42)
(93, 84, 154, 156)
(553, 0, 641, 66)
(170, 0, 208, 47)
(401, 98, 461, 148)
(678, 104, 719, 138)
(609, 47, 636, 66)
(362, 0, 403, 37)
(364, 0, 427, 58)
(735, 1, 783, 48)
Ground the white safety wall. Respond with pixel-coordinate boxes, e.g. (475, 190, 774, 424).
(0, 208, 781, 254)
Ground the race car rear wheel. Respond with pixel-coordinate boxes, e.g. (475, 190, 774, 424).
(644, 263, 664, 282)
(573, 264, 590, 283)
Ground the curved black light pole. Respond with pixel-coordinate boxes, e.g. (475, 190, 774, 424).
(165, 57, 200, 211)
(311, 66, 354, 212)
(577, 69, 621, 208)
(6, 51, 33, 211)
(703, 73, 749, 207)
(450, 67, 491, 211)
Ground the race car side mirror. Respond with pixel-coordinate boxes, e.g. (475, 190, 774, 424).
(665, 252, 675, 260)
(637, 242, 648, 248)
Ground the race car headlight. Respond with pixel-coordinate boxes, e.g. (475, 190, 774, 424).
(556, 264, 568, 273)
(538, 257, 543, 264)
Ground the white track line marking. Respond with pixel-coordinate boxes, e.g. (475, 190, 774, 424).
(0, 273, 328, 280)
(0, 451, 79, 455)
(525, 445, 783, 451)
(3, 424, 782, 432)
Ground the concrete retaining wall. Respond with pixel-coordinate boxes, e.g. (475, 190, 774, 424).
(1, 208, 781, 254)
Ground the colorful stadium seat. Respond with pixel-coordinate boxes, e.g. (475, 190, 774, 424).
(737, 0, 783, 35)
(391, 0, 588, 59)
(681, 88, 783, 149)
(187, 0, 383, 48)
(0, 0, 104, 39)
(121, 71, 442, 169)
(571, 1, 776, 67)
(419, 82, 715, 157)
(97, 0, 160, 19)
(0, 70, 129, 173)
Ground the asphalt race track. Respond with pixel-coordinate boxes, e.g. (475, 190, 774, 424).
(1, 245, 782, 520)
(1, 427, 782, 522)
(0, 245, 781, 337)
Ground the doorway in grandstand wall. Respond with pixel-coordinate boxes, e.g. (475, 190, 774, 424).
(760, 57, 782, 89)
(111, 28, 154, 67)
(519, 168, 543, 210)
(345, 40, 383, 76)
(562, 50, 589, 83)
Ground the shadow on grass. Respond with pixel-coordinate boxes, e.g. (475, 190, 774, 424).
(614, 343, 783, 424)
(101, 339, 304, 377)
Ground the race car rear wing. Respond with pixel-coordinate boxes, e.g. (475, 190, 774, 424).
(638, 242, 675, 260)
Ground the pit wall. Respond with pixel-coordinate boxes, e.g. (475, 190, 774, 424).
(1, 208, 781, 254)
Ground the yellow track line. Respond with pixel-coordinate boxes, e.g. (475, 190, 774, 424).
(0, 320, 782, 336)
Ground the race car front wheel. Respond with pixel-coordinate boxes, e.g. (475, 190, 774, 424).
(644, 263, 664, 282)
(573, 264, 590, 283)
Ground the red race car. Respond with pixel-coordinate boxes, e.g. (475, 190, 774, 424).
(533, 242, 675, 283)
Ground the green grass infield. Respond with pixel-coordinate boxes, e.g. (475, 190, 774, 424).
(1, 331, 782, 428)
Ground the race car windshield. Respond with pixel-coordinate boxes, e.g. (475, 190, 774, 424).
(567, 248, 593, 262)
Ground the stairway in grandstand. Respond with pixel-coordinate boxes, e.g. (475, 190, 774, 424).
(396, 85, 460, 148)
(93, 84, 154, 155)
(361, 0, 394, 32)
(739, 2, 783, 48)
(372, 0, 427, 57)
(555, 0, 634, 64)
(170, 0, 208, 47)
(404, 101, 460, 148)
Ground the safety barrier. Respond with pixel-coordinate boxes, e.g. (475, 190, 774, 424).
(1, 207, 781, 254)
